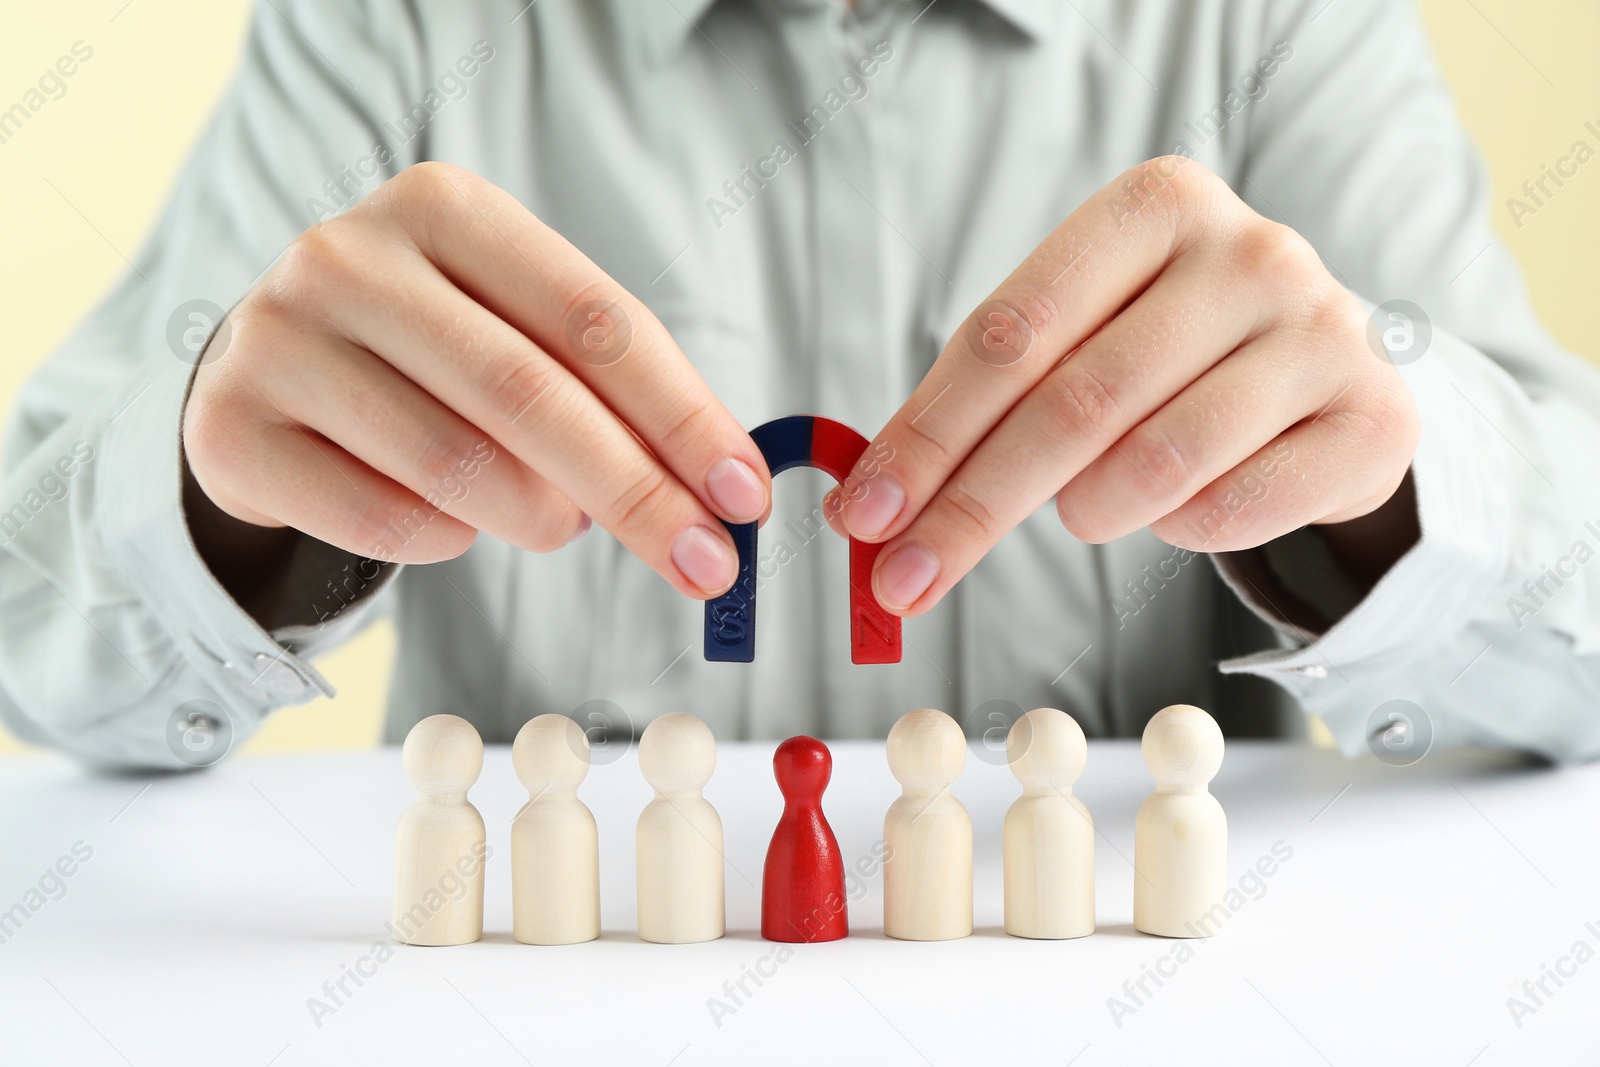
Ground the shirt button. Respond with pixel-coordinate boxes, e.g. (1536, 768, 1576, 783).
(1281, 664, 1328, 679)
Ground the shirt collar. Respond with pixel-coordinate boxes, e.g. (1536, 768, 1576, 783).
(628, 0, 1054, 65)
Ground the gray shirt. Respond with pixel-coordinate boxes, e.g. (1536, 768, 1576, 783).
(6, 0, 1600, 768)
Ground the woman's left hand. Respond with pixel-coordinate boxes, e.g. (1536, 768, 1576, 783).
(828, 156, 1421, 615)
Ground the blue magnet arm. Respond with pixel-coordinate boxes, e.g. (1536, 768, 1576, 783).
(749, 415, 816, 477)
(703, 416, 813, 662)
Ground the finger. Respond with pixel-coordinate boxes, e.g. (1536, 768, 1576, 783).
(185, 391, 476, 565)
(1057, 327, 1357, 543)
(914, 246, 1265, 539)
(838, 156, 1237, 544)
(273, 223, 739, 598)
(374, 163, 771, 523)
(1148, 395, 1415, 554)
(821, 487, 849, 539)
(256, 330, 589, 553)
(862, 249, 1271, 614)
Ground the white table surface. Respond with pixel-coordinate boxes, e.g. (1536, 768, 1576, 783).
(0, 739, 1596, 1066)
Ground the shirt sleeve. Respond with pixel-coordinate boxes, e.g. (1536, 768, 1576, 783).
(1210, 0, 1600, 762)
(0, 0, 429, 768)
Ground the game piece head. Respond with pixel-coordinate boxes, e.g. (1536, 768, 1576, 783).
(886, 709, 966, 792)
(773, 736, 831, 801)
(1007, 708, 1086, 790)
(638, 712, 716, 794)
(1141, 704, 1224, 788)
(402, 714, 483, 796)
(512, 713, 589, 795)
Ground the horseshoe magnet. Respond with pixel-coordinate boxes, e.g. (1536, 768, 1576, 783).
(702, 415, 902, 665)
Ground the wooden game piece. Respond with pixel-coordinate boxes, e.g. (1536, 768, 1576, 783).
(636, 713, 725, 943)
(391, 714, 486, 946)
(703, 415, 901, 665)
(1134, 704, 1227, 937)
(762, 736, 848, 943)
(511, 714, 600, 945)
(883, 708, 972, 941)
(1003, 708, 1095, 939)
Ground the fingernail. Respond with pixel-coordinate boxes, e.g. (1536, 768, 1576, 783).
(843, 472, 906, 540)
(705, 457, 766, 522)
(565, 513, 592, 545)
(672, 525, 737, 594)
(876, 543, 939, 610)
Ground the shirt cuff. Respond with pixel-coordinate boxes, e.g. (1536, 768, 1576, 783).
(94, 360, 398, 719)
(1213, 328, 1514, 753)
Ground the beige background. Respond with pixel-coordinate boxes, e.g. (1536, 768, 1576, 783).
(0, 1, 1594, 754)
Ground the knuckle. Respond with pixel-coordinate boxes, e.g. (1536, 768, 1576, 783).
(610, 466, 677, 536)
(655, 388, 715, 456)
(1043, 364, 1119, 439)
(347, 495, 425, 557)
(899, 411, 954, 465)
(1324, 402, 1382, 445)
(1114, 159, 1170, 214)
(183, 385, 253, 466)
(378, 162, 472, 246)
(1302, 285, 1363, 340)
(414, 424, 485, 488)
(1007, 286, 1060, 337)
(228, 294, 293, 352)
(487, 357, 560, 427)
(388, 161, 467, 208)
(560, 279, 613, 331)
(936, 484, 1000, 542)
(560, 280, 636, 366)
(1235, 221, 1318, 285)
(1107, 157, 1223, 245)
(1131, 155, 1213, 218)
(1162, 156, 1224, 211)
(1124, 424, 1193, 498)
(272, 224, 360, 304)
(964, 290, 1057, 369)
(1169, 487, 1246, 549)
(1340, 377, 1421, 454)
(245, 274, 298, 327)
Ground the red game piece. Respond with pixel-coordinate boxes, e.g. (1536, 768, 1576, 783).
(761, 736, 849, 943)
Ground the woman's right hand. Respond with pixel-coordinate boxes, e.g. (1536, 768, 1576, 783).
(183, 162, 769, 600)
